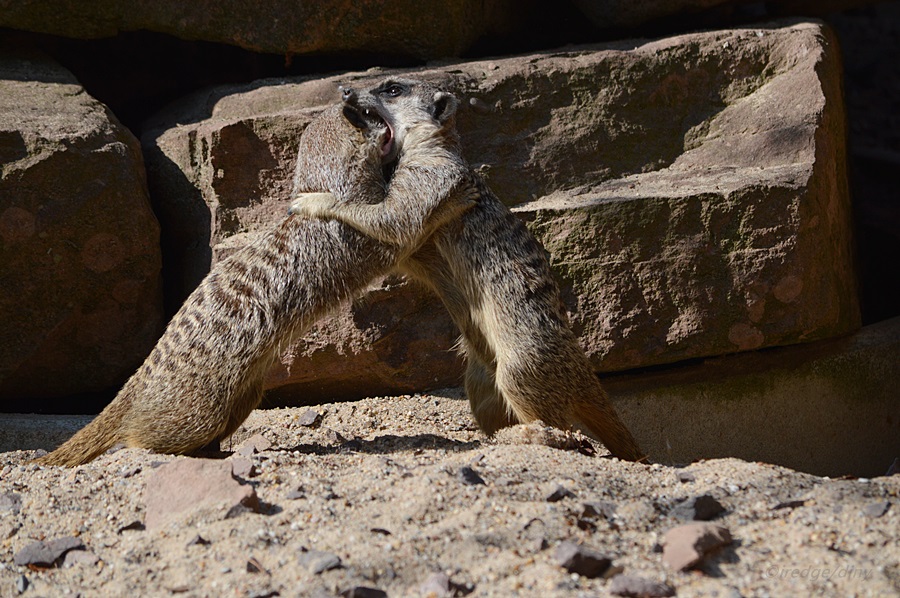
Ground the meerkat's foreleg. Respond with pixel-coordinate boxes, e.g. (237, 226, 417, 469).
(288, 192, 337, 215)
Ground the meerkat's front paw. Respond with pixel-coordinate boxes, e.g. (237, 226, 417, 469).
(288, 192, 339, 218)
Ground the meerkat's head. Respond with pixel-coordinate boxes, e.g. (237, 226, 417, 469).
(340, 78, 459, 167)
(291, 78, 459, 199)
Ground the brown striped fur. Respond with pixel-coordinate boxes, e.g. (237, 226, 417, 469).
(291, 79, 645, 462)
(35, 81, 473, 466)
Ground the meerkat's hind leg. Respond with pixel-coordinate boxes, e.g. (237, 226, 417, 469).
(571, 392, 647, 462)
(464, 353, 518, 435)
(288, 192, 338, 216)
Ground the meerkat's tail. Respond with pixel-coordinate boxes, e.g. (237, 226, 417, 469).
(32, 399, 130, 467)
(573, 398, 646, 462)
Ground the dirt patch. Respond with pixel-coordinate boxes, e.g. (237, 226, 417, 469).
(2, 390, 898, 596)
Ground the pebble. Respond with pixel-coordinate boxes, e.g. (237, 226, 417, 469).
(298, 548, 342, 574)
(187, 535, 211, 546)
(671, 494, 725, 521)
(554, 541, 612, 578)
(117, 521, 145, 533)
(0, 492, 22, 514)
(341, 586, 387, 598)
(62, 549, 100, 568)
(676, 471, 696, 484)
(15, 575, 28, 594)
(13, 536, 85, 568)
(530, 537, 549, 553)
(419, 571, 453, 597)
(286, 486, 306, 500)
(324, 429, 346, 443)
(862, 501, 891, 518)
(246, 557, 268, 574)
(582, 500, 617, 519)
(119, 466, 142, 478)
(298, 409, 323, 427)
(545, 484, 576, 502)
(772, 498, 807, 510)
(240, 434, 273, 453)
(609, 573, 675, 597)
(662, 523, 732, 571)
(457, 466, 486, 486)
(230, 457, 255, 478)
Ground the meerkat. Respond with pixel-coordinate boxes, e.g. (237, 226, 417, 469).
(290, 78, 644, 461)
(35, 81, 474, 467)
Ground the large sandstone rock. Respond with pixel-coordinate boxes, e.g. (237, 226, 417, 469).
(570, 0, 879, 30)
(0, 52, 163, 403)
(0, 1, 514, 61)
(143, 20, 857, 401)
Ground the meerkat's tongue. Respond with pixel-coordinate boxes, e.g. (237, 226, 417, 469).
(380, 122, 394, 159)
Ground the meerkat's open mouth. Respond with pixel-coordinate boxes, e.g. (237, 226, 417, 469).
(342, 101, 398, 172)
(363, 107, 394, 161)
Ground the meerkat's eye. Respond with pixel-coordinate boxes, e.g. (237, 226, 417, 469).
(380, 83, 405, 97)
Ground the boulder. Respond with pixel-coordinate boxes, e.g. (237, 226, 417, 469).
(569, 0, 880, 31)
(143, 20, 857, 401)
(0, 51, 163, 404)
(0, 1, 515, 61)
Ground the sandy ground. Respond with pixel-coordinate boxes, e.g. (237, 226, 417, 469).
(1, 389, 898, 597)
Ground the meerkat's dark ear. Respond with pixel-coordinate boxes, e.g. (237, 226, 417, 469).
(430, 91, 458, 124)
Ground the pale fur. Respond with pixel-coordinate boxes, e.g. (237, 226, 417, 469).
(36, 84, 473, 466)
(290, 78, 645, 461)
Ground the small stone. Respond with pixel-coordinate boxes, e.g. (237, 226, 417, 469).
(117, 521, 145, 533)
(0, 492, 22, 514)
(13, 536, 85, 568)
(187, 535, 211, 546)
(246, 557, 268, 574)
(298, 548, 342, 574)
(15, 575, 27, 594)
(576, 517, 597, 531)
(662, 523, 732, 571)
(286, 486, 306, 500)
(458, 466, 486, 486)
(772, 499, 806, 510)
(419, 572, 452, 597)
(530, 537, 549, 553)
(298, 409, 322, 427)
(62, 549, 99, 568)
(862, 501, 891, 518)
(671, 494, 725, 521)
(240, 434, 273, 453)
(676, 471, 696, 484)
(119, 466, 142, 478)
(554, 541, 612, 578)
(324, 428, 346, 443)
(370, 528, 392, 536)
(582, 500, 617, 519)
(546, 484, 576, 502)
(609, 573, 675, 597)
(231, 457, 255, 478)
(341, 586, 387, 598)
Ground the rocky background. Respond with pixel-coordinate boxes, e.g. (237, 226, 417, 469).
(0, 1, 898, 461)
(2, 3, 900, 596)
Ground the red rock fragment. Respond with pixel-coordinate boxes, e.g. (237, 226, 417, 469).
(662, 523, 732, 571)
(143, 458, 259, 530)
